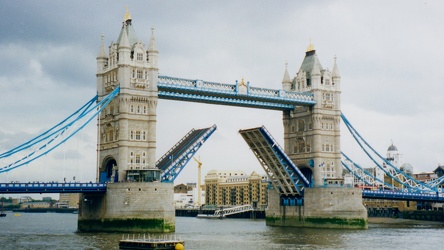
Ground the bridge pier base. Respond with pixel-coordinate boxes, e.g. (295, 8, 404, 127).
(77, 182, 175, 233)
(266, 187, 368, 229)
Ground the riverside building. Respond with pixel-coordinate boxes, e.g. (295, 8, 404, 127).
(204, 170, 268, 209)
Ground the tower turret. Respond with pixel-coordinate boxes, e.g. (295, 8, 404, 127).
(332, 56, 341, 89)
(97, 33, 108, 73)
(118, 23, 131, 66)
(282, 62, 292, 91)
(148, 26, 159, 72)
(96, 33, 108, 96)
(146, 26, 159, 171)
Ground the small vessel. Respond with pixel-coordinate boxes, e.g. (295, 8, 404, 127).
(196, 213, 223, 219)
(119, 234, 184, 250)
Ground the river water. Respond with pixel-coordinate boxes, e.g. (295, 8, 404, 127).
(0, 212, 443, 249)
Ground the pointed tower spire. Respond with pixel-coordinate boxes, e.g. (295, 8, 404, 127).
(119, 23, 131, 49)
(148, 26, 158, 52)
(96, 33, 108, 74)
(311, 55, 321, 76)
(332, 55, 340, 78)
(282, 62, 292, 91)
(97, 33, 107, 59)
(148, 25, 159, 72)
(306, 39, 315, 52)
(124, 6, 132, 22)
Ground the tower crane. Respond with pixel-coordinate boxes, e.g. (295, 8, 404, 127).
(193, 156, 202, 207)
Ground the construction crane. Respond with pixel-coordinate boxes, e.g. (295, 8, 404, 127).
(193, 156, 202, 207)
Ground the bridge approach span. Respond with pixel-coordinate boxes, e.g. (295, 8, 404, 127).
(0, 182, 106, 194)
(362, 190, 444, 202)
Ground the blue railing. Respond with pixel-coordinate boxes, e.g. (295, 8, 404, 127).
(158, 76, 316, 110)
(0, 182, 107, 194)
(362, 189, 444, 202)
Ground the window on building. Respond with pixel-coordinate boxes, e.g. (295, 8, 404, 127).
(130, 131, 134, 140)
(298, 120, 305, 132)
(298, 139, 305, 153)
(136, 131, 141, 140)
(137, 53, 143, 61)
(137, 70, 142, 79)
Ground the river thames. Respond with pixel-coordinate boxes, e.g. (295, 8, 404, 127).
(0, 212, 443, 249)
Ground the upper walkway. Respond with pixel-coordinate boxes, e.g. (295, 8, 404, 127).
(157, 76, 316, 110)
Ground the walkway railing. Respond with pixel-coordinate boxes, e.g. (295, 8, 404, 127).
(0, 182, 106, 193)
(158, 76, 316, 110)
(214, 205, 254, 218)
(362, 189, 444, 202)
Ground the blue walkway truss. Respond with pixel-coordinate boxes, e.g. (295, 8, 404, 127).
(158, 76, 316, 110)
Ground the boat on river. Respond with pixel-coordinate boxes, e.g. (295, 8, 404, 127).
(119, 234, 184, 250)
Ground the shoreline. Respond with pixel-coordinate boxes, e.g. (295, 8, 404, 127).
(368, 217, 444, 225)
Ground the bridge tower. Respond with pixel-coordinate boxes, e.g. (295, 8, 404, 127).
(78, 9, 174, 233)
(282, 43, 342, 187)
(267, 43, 367, 229)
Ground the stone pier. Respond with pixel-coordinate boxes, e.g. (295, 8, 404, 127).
(266, 187, 368, 229)
(78, 182, 175, 233)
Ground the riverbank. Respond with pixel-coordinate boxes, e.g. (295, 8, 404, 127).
(369, 217, 444, 226)
(12, 208, 78, 213)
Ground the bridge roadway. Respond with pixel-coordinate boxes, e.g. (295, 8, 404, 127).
(362, 189, 444, 202)
(0, 182, 106, 194)
(2, 182, 444, 203)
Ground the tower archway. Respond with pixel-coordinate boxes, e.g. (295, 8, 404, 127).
(99, 157, 117, 183)
(299, 165, 313, 186)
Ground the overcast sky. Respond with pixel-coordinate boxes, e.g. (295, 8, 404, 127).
(1, 0, 444, 191)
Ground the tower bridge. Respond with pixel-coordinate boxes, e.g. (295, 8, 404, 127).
(1, 9, 443, 233)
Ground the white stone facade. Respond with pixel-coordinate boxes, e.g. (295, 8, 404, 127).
(95, 10, 159, 183)
(283, 45, 342, 187)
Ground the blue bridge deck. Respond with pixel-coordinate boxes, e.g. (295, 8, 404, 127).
(158, 125, 217, 182)
(0, 182, 106, 194)
(362, 189, 444, 202)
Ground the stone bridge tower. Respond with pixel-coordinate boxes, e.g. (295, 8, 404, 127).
(78, 9, 174, 233)
(270, 44, 367, 229)
(282, 43, 342, 187)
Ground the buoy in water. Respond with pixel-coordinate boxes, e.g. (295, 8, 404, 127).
(175, 243, 184, 250)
